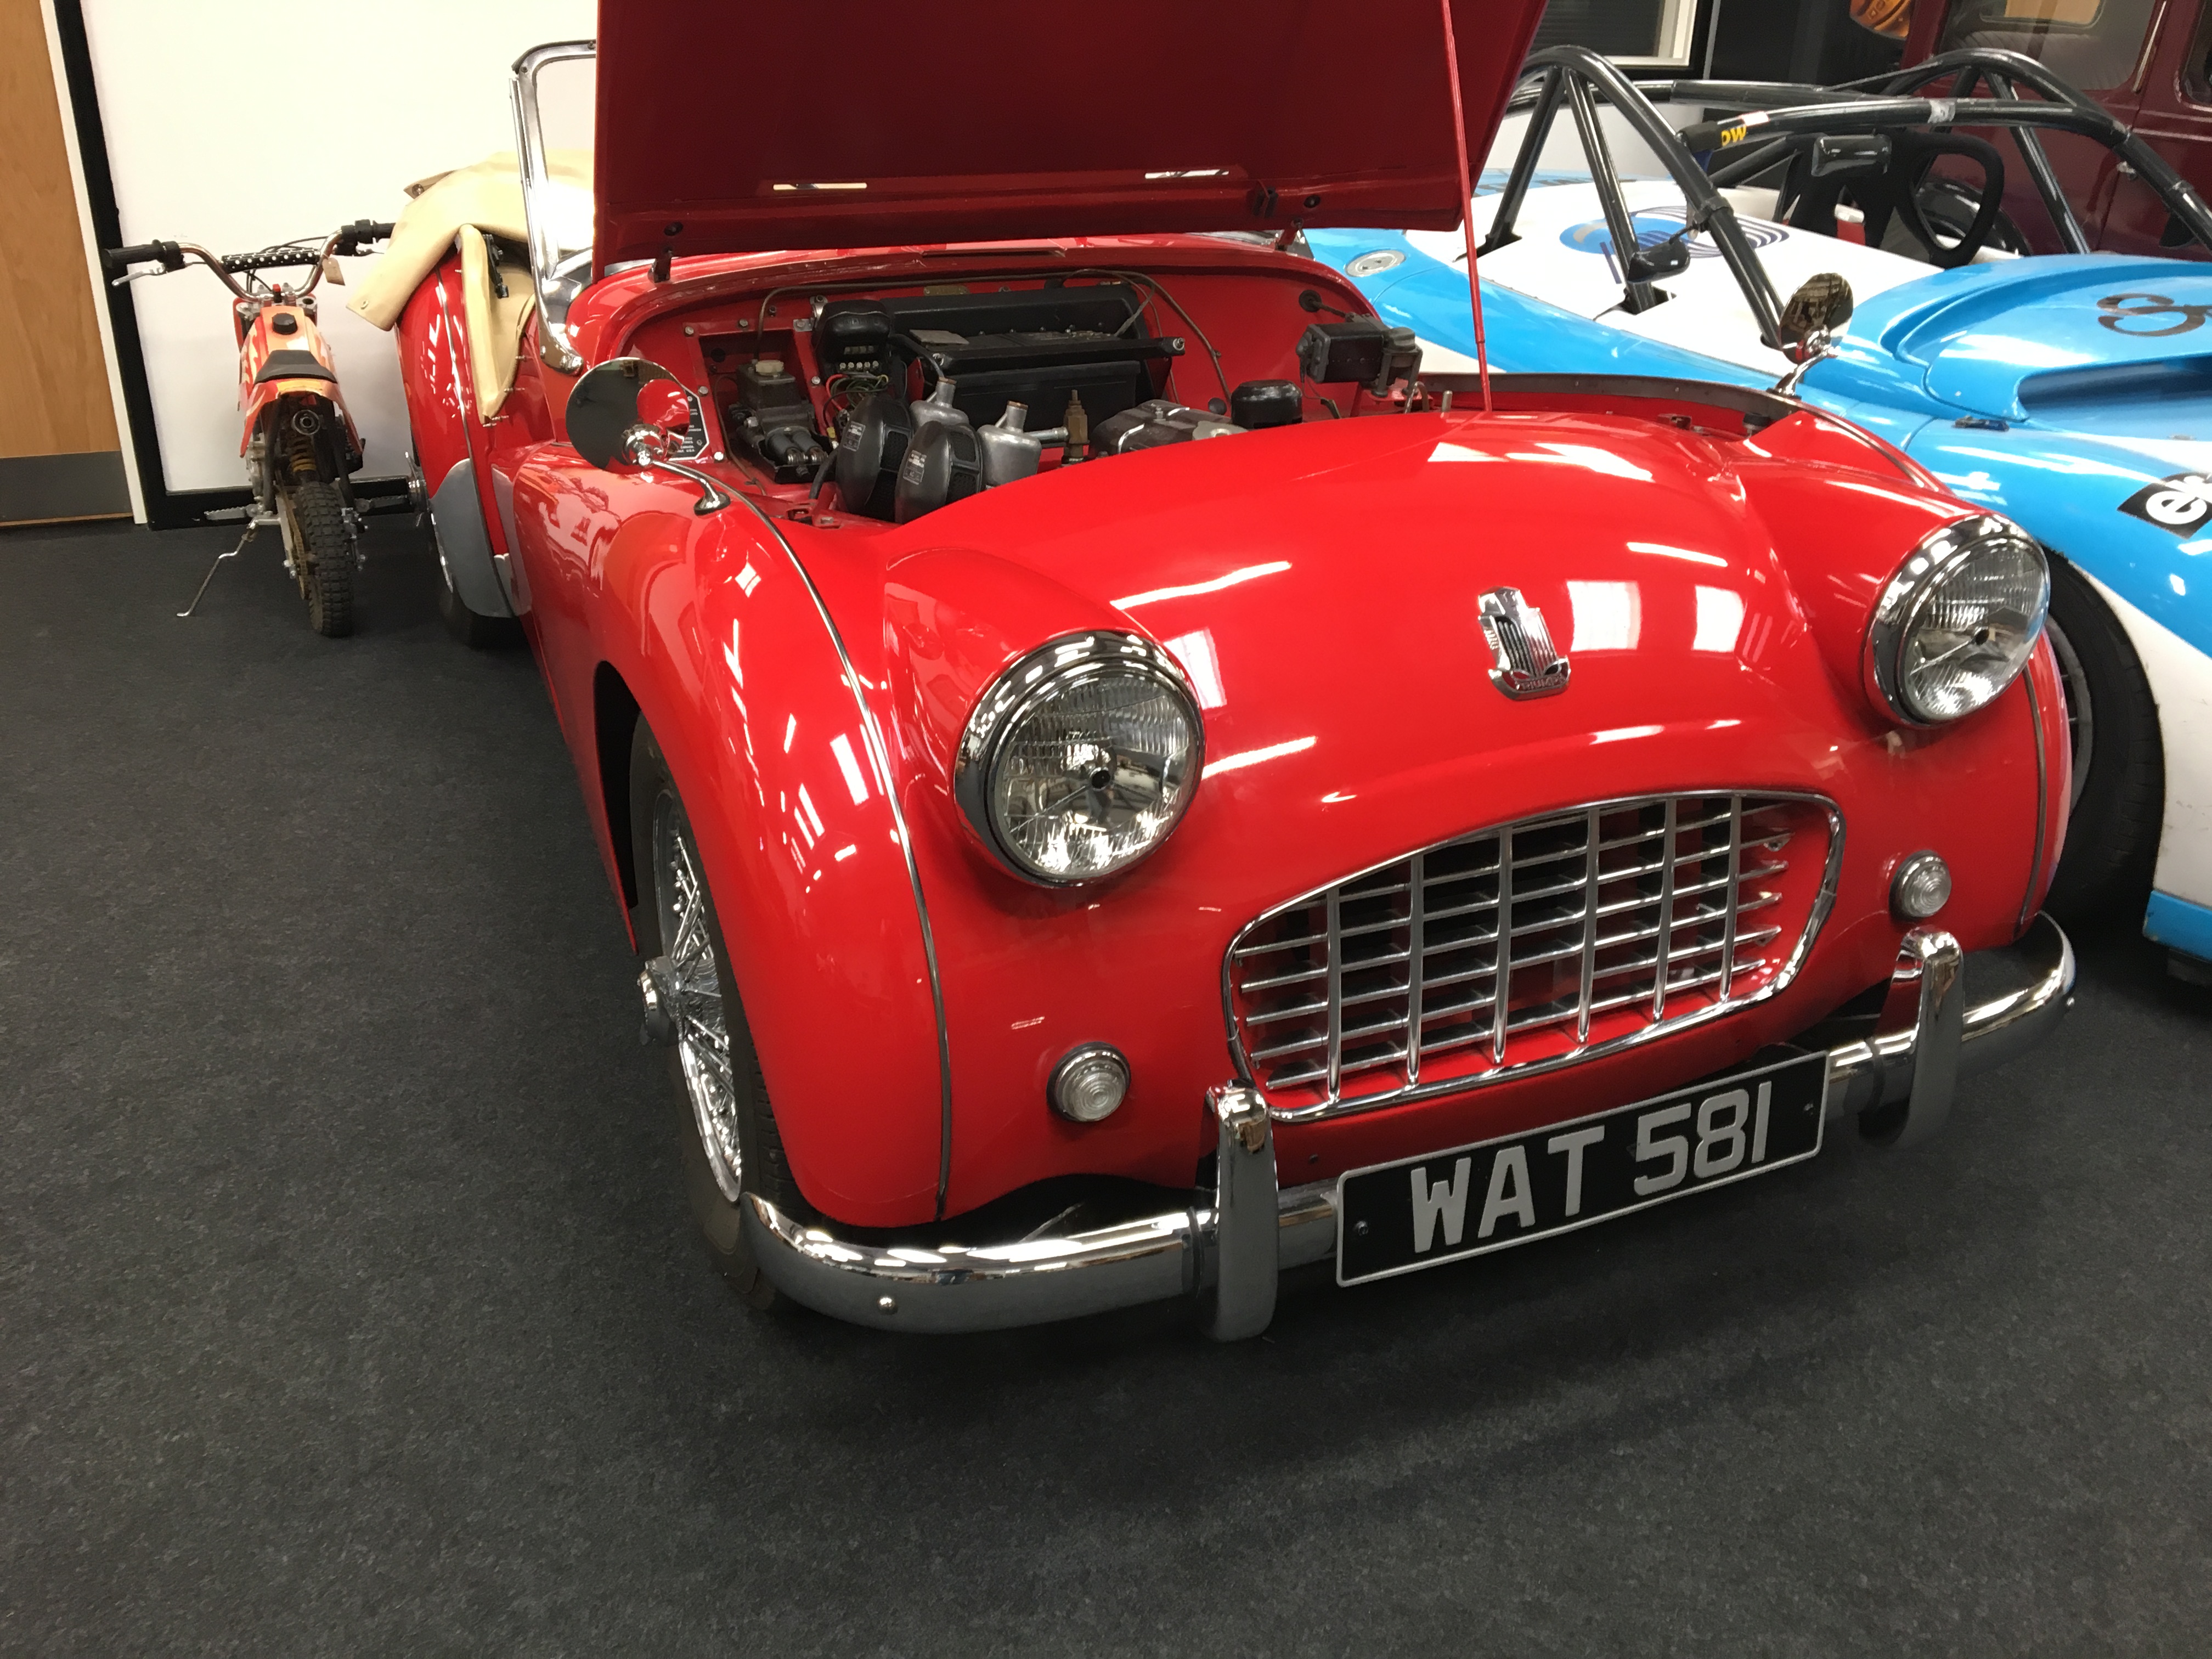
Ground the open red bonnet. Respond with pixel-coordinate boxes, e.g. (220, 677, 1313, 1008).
(591, 0, 1547, 270)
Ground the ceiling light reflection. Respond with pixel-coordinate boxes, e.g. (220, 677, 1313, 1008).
(1628, 540, 1728, 568)
(1206, 736, 1316, 776)
(1113, 561, 1291, 610)
(830, 733, 870, 804)
(1568, 580, 1642, 651)
(1508, 442, 1653, 482)
(1693, 586, 1746, 653)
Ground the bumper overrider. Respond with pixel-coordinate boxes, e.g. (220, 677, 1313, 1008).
(742, 917, 2074, 1338)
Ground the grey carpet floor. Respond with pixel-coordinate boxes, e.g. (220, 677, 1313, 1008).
(3, 521, 2208, 1656)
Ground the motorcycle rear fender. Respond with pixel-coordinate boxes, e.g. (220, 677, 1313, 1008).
(236, 305, 359, 463)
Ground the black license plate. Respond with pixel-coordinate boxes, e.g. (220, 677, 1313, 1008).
(1336, 1051, 1828, 1285)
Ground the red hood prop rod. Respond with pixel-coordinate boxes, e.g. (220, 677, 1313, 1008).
(1438, 0, 1494, 413)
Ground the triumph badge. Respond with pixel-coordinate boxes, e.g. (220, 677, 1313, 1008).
(1478, 587, 1571, 700)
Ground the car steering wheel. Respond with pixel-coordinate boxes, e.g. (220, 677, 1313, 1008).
(1884, 134, 2009, 269)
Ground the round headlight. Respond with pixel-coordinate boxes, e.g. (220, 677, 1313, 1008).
(1865, 515, 2050, 725)
(955, 631, 1204, 884)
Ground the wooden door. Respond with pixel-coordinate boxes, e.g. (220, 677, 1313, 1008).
(0, 0, 129, 525)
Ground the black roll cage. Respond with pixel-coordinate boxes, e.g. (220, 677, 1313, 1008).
(1485, 44, 2212, 352)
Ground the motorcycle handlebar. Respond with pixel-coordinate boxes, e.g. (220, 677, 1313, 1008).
(330, 219, 397, 257)
(101, 219, 392, 297)
(222, 245, 326, 274)
(101, 240, 184, 278)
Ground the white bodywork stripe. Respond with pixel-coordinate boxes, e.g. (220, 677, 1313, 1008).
(2085, 572, 2212, 911)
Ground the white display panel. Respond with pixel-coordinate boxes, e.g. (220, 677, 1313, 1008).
(78, 0, 592, 498)
(1489, 97, 1705, 180)
(1530, 0, 1701, 67)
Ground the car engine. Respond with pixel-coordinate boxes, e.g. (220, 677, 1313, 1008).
(696, 279, 1421, 522)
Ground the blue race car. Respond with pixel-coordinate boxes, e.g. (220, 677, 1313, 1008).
(1310, 46, 2212, 980)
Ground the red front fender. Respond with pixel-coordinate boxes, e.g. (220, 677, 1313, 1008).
(526, 452, 949, 1227)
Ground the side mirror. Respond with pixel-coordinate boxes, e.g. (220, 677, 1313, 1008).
(566, 357, 730, 514)
(1626, 229, 1691, 283)
(567, 357, 685, 469)
(1779, 272, 1854, 360)
(1773, 273, 1855, 394)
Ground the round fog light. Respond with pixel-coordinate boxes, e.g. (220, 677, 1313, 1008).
(1048, 1043, 1130, 1124)
(1892, 851, 1953, 920)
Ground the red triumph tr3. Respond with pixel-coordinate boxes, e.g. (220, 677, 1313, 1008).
(371, 0, 2074, 1339)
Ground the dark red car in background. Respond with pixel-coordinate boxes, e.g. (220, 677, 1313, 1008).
(1903, 0, 2212, 255)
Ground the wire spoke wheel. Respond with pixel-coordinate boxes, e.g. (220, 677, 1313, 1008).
(654, 800, 744, 1203)
(630, 721, 806, 1308)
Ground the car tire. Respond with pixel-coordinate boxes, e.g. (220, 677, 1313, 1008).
(289, 480, 354, 638)
(2042, 556, 2164, 928)
(628, 720, 808, 1309)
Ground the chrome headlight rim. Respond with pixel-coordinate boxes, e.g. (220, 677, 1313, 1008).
(1864, 513, 2050, 726)
(953, 629, 1205, 887)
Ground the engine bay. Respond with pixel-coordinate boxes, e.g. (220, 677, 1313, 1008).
(656, 258, 1429, 526)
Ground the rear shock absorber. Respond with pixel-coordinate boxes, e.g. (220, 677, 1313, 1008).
(285, 407, 323, 481)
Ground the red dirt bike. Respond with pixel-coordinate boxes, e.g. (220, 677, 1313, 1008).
(103, 221, 394, 635)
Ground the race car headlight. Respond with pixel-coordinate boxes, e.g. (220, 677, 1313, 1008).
(955, 631, 1204, 885)
(1864, 515, 2049, 725)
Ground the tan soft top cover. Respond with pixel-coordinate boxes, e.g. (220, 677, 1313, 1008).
(349, 150, 590, 419)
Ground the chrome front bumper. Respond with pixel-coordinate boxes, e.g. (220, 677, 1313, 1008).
(743, 916, 2074, 1338)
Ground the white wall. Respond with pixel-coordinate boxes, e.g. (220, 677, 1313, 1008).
(1489, 98, 1705, 181)
(80, 0, 592, 498)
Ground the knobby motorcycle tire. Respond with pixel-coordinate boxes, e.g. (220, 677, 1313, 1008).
(291, 481, 354, 638)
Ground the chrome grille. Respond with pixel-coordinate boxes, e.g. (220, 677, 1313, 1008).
(1226, 792, 1839, 1120)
